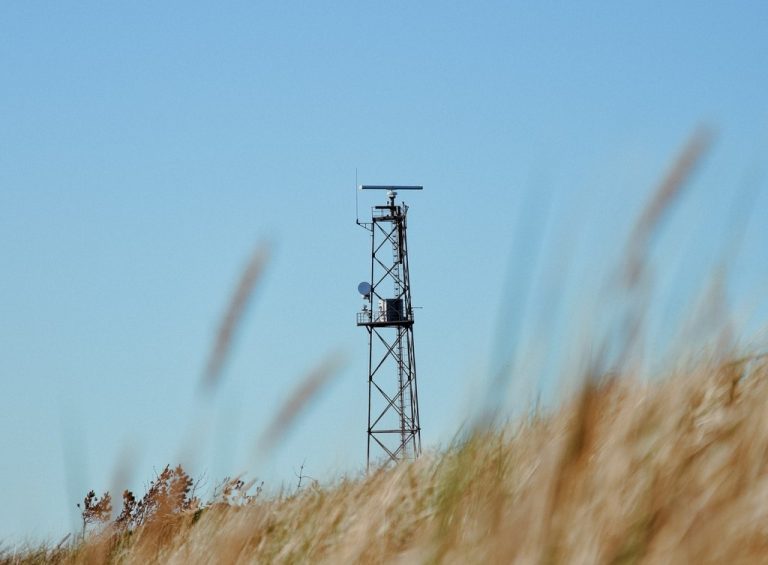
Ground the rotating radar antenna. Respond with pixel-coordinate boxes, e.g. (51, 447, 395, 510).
(355, 184, 423, 468)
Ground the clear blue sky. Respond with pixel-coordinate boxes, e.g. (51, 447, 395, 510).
(2, 1, 767, 543)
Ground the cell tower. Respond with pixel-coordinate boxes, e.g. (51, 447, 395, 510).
(356, 185, 422, 468)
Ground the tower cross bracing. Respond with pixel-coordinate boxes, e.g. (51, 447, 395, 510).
(356, 187, 422, 468)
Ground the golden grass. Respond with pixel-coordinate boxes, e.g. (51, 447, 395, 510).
(256, 352, 346, 457)
(201, 241, 270, 391)
(6, 352, 768, 564)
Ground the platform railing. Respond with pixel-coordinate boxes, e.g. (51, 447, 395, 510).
(371, 207, 399, 219)
(356, 309, 413, 325)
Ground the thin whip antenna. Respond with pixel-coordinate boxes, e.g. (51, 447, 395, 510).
(355, 168, 359, 224)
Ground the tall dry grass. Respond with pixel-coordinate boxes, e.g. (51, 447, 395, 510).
(5, 353, 768, 564)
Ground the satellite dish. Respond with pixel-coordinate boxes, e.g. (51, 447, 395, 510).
(357, 282, 372, 296)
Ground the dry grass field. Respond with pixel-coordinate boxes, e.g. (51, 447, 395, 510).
(5, 351, 768, 564)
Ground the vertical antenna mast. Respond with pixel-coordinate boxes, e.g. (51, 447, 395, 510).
(356, 185, 423, 468)
(355, 168, 359, 224)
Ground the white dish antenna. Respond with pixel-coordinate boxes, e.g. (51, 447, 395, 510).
(357, 281, 372, 297)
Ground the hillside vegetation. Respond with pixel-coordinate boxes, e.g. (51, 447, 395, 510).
(5, 352, 768, 563)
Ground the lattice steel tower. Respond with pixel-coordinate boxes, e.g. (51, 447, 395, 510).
(356, 185, 422, 468)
